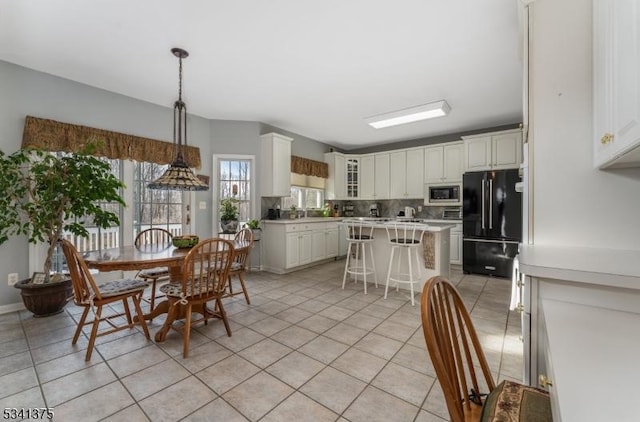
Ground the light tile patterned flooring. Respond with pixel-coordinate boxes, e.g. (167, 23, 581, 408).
(0, 261, 523, 421)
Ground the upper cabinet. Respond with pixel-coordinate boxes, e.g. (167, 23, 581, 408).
(424, 141, 464, 183)
(463, 129, 522, 172)
(359, 154, 375, 200)
(261, 133, 293, 196)
(345, 156, 360, 198)
(389, 147, 424, 199)
(373, 153, 390, 200)
(324, 152, 346, 200)
(593, 0, 640, 169)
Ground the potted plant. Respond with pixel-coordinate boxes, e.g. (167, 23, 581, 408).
(245, 218, 261, 240)
(219, 196, 239, 234)
(0, 143, 125, 316)
(289, 205, 297, 219)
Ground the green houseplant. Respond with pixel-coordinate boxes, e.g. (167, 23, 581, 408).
(245, 218, 261, 240)
(0, 143, 125, 315)
(219, 197, 239, 234)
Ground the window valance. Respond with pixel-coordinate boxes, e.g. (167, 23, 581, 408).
(291, 155, 328, 179)
(21, 116, 202, 169)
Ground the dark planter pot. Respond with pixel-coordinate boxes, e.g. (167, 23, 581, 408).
(220, 219, 239, 234)
(14, 278, 73, 317)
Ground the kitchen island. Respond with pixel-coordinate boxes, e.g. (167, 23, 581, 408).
(340, 218, 454, 293)
(261, 217, 454, 290)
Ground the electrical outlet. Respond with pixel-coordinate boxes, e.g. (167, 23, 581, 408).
(418, 206, 423, 212)
(7, 273, 19, 286)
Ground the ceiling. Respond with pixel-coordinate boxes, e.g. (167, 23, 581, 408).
(0, 0, 523, 150)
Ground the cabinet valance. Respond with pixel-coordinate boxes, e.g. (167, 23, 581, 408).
(21, 115, 202, 169)
(291, 155, 328, 178)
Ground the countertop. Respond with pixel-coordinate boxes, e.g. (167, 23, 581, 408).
(261, 217, 456, 232)
(518, 244, 640, 291)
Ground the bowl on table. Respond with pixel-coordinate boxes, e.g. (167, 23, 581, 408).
(172, 235, 199, 249)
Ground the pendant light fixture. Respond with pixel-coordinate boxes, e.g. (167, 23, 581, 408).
(148, 48, 208, 191)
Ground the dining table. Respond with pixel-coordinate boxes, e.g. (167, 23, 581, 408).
(83, 239, 252, 342)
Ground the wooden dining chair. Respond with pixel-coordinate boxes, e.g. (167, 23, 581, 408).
(420, 276, 551, 422)
(134, 228, 173, 311)
(59, 239, 151, 361)
(225, 228, 254, 304)
(159, 238, 235, 357)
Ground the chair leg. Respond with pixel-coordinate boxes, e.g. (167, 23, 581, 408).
(73, 306, 90, 345)
(238, 273, 251, 304)
(132, 293, 151, 340)
(85, 305, 102, 361)
(183, 303, 193, 358)
(369, 243, 378, 287)
(122, 298, 133, 325)
(149, 279, 158, 312)
(217, 298, 232, 337)
(342, 243, 352, 289)
(362, 242, 367, 295)
(228, 275, 234, 295)
(407, 247, 415, 306)
(385, 247, 395, 300)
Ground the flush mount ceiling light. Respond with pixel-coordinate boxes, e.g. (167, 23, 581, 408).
(365, 100, 451, 129)
(148, 48, 208, 191)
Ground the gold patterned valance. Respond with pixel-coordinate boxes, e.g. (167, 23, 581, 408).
(21, 116, 202, 169)
(291, 155, 328, 179)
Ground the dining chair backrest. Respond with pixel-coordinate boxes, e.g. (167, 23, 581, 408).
(421, 276, 496, 422)
(60, 239, 105, 304)
(181, 238, 235, 299)
(234, 227, 254, 249)
(343, 219, 375, 241)
(135, 227, 173, 250)
(385, 222, 426, 246)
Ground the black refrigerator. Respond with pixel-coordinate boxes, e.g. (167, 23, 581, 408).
(462, 169, 522, 278)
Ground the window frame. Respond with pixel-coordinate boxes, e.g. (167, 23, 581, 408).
(212, 154, 256, 233)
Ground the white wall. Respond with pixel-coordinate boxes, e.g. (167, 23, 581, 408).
(530, 0, 640, 250)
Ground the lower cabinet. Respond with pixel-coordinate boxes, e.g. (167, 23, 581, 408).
(263, 221, 341, 273)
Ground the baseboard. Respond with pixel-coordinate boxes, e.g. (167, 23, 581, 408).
(0, 302, 25, 315)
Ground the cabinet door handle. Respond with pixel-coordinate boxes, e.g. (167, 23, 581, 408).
(539, 374, 553, 388)
(601, 133, 614, 145)
(515, 303, 524, 313)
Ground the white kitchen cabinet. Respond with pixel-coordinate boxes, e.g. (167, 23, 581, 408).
(463, 129, 522, 171)
(450, 223, 462, 265)
(359, 154, 375, 200)
(324, 152, 346, 199)
(373, 153, 390, 200)
(593, 0, 640, 169)
(260, 133, 293, 197)
(389, 147, 424, 199)
(424, 142, 464, 183)
(263, 220, 341, 273)
(345, 157, 360, 198)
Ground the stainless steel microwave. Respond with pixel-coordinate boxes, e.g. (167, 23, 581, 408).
(424, 183, 462, 206)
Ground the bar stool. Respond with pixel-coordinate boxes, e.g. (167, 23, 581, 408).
(342, 220, 377, 294)
(384, 223, 427, 306)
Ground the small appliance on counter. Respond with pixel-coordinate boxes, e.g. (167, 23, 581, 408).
(442, 207, 461, 220)
(343, 202, 355, 217)
(370, 203, 381, 218)
(404, 207, 416, 218)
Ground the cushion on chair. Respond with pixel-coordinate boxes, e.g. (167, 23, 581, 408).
(98, 278, 149, 298)
(390, 238, 420, 244)
(230, 262, 245, 272)
(348, 234, 371, 240)
(159, 281, 217, 298)
(139, 267, 170, 279)
(481, 380, 552, 422)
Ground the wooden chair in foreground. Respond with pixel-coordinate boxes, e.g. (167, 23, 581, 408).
(420, 276, 552, 422)
(134, 228, 173, 312)
(60, 239, 151, 361)
(159, 238, 234, 357)
(225, 228, 254, 304)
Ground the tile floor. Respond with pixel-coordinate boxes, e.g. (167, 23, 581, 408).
(0, 261, 523, 422)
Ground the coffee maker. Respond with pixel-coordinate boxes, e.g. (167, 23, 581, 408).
(369, 203, 381, 218)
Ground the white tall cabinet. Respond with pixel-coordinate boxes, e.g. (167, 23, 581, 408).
(359, 154, 375, 200)
(424, 141, 464, 183)
(260, 133, 293, 197)
(462, 129, 522, 171)
(324, 152, 346, 200)
(593, 0, 640, 169)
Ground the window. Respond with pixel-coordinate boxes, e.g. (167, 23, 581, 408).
(288, 186, 325, 210)
(133, 162, 183, 238)
(218, 158, 252, 224)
